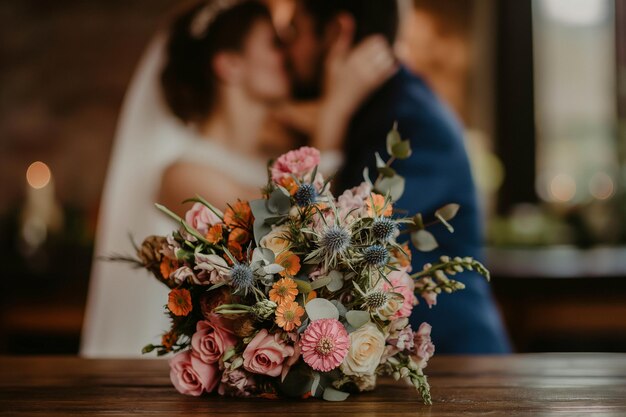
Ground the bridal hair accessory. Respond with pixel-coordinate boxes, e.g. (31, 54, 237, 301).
(119, 124, 490, 404)
(190, 0, 245, 38)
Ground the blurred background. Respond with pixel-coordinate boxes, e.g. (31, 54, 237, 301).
(1, 0, 625, 354)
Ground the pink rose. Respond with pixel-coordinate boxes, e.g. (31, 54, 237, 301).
(382, 268, 418, 319)
(337, 182, 372, 216)
(194, 253, 230, 285)
(242, 329, 295, 377)
(169, 350, 219, 396)
(271, 146, 320, 182)
(413, 322, 435, 369)
(185, 202, 221, 236)
(191, 314, 237, 364)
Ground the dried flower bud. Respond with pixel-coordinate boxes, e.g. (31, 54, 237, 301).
(138, 235, 166, 266)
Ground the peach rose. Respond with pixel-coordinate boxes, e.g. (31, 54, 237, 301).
(259, 225, 290, 255)
(185, 202, 221, 236)
(341, 322, 386, 377)
(191, 314, 237, 364)
(169, 350, 219, 396)
(242, 329, 294, 377)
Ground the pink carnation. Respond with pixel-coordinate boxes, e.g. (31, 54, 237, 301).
(382, 268, 418, 319)
(271, 146, 320, 183)
(191, 314, 237, 364)
(169, 350, 219, 396)
(413, 322, 435, 369)
(242, 329, 294, 377)
(185, 202, 221, 236)
(300, 318, 350, 372)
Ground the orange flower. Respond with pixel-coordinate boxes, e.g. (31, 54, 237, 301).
(225, 241, 244, 265)
(275, 300, 305, 331)
(275, 251, 301, 277)
(279, 177, 299, 196)
(366, 193, 393, 217)
(306, 290, 317, 303)
(228, 227, 251, 248)
(162, 331, 177, 351)
(168, 288, 192, 316)
(159, 257, 177, 279)
(392, 242, 412, 268)
(224, 200, 253, 230)
(205, 223, 224, 244)
(269, 277, 298, 304)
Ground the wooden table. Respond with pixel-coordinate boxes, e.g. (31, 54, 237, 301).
(1, 354, 625, 416)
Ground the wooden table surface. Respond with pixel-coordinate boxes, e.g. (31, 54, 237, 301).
(1, 354, 625, 416)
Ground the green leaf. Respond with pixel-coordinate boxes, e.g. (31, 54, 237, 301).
(386, 122, 401, 156)
(326, 270, 344, 292)
(310, 275, 332, 290)
(323, 387, 350, 402)
(345, 310, 370, 329)
(376, 175, 405, 202)
(411, 230, 439, 252)
(268, 188, 291, 215)
(436, 204, 460, 221)
(155, 203, 183, 223)
(391, 140, 412, 159)
(375, 152, 386, 168)
(279, 364, 315, 397)
(377, 166, 396, 178)
(295, 279, 313, 294)
(305, 298, 339, 321)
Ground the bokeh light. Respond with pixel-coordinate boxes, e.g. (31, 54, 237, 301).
(26, 161, 51, 189)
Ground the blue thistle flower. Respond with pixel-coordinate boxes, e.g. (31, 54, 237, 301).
(229, 263, 254, 293)
(372, 217, 397, 241)
(320, 225, 351, 257)
(294, 183, 317, 207)
(363, 244, 390, 267)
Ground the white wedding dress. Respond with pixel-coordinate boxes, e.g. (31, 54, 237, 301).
(80, 35, 268, 358)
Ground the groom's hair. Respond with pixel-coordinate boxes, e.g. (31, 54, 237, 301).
(301, 0, 399, 45)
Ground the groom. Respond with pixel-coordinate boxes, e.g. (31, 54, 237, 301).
(286, 0, 510, 353)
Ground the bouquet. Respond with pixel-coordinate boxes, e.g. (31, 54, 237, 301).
(132, 125, 489, 404)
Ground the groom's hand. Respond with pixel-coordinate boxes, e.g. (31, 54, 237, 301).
(323, 14, 398, 117)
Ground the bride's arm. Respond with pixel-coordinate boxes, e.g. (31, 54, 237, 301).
(159, 161, 261, 217)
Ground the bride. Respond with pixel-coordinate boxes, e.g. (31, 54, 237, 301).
(81, 0, 396, 357)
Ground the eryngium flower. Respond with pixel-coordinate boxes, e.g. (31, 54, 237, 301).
(319, 225, 351, 260)
(294, 183, 317, 207)
(363, 290, 389, 310)
(363, 245, 390, 267)
(230, 264, 254, 294)
(372, 217, 396, 242)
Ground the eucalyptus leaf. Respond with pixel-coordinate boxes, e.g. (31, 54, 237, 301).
(295, 279, 313, 294)
(436, 203, 460, 221)
(377, 166, 396, 178)
(326, 270, 344, 292)
(268, 188, 291, 214)
(411, 230, 439, 252)
(263, 264, 285, 275)
(305, 298, 339, 321)
(345, 310, 371, 329)
(386, 122, 401, 156)
(323, 387, 350, 402)
(376, 175, 405, 202)
(375, 152, 386, 168)
(391, 140, 412, 159)
(330, 300, 348, 317)
(310, 275, 332, 290)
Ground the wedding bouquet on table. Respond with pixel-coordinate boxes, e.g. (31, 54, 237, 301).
(131, 125, 489, 404)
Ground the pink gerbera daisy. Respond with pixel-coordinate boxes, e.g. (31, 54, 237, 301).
(300, 318, 350, 372)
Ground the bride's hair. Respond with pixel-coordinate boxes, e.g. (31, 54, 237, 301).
(161, 0, 271, 124)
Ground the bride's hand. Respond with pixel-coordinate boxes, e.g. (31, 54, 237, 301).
(322, 16, 398, 117)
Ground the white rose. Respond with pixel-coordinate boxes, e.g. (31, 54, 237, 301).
(259, 225, 290, 255)
(341, 323, 386, 376)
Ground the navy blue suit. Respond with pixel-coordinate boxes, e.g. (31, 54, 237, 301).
(337, 67, 511, 353)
